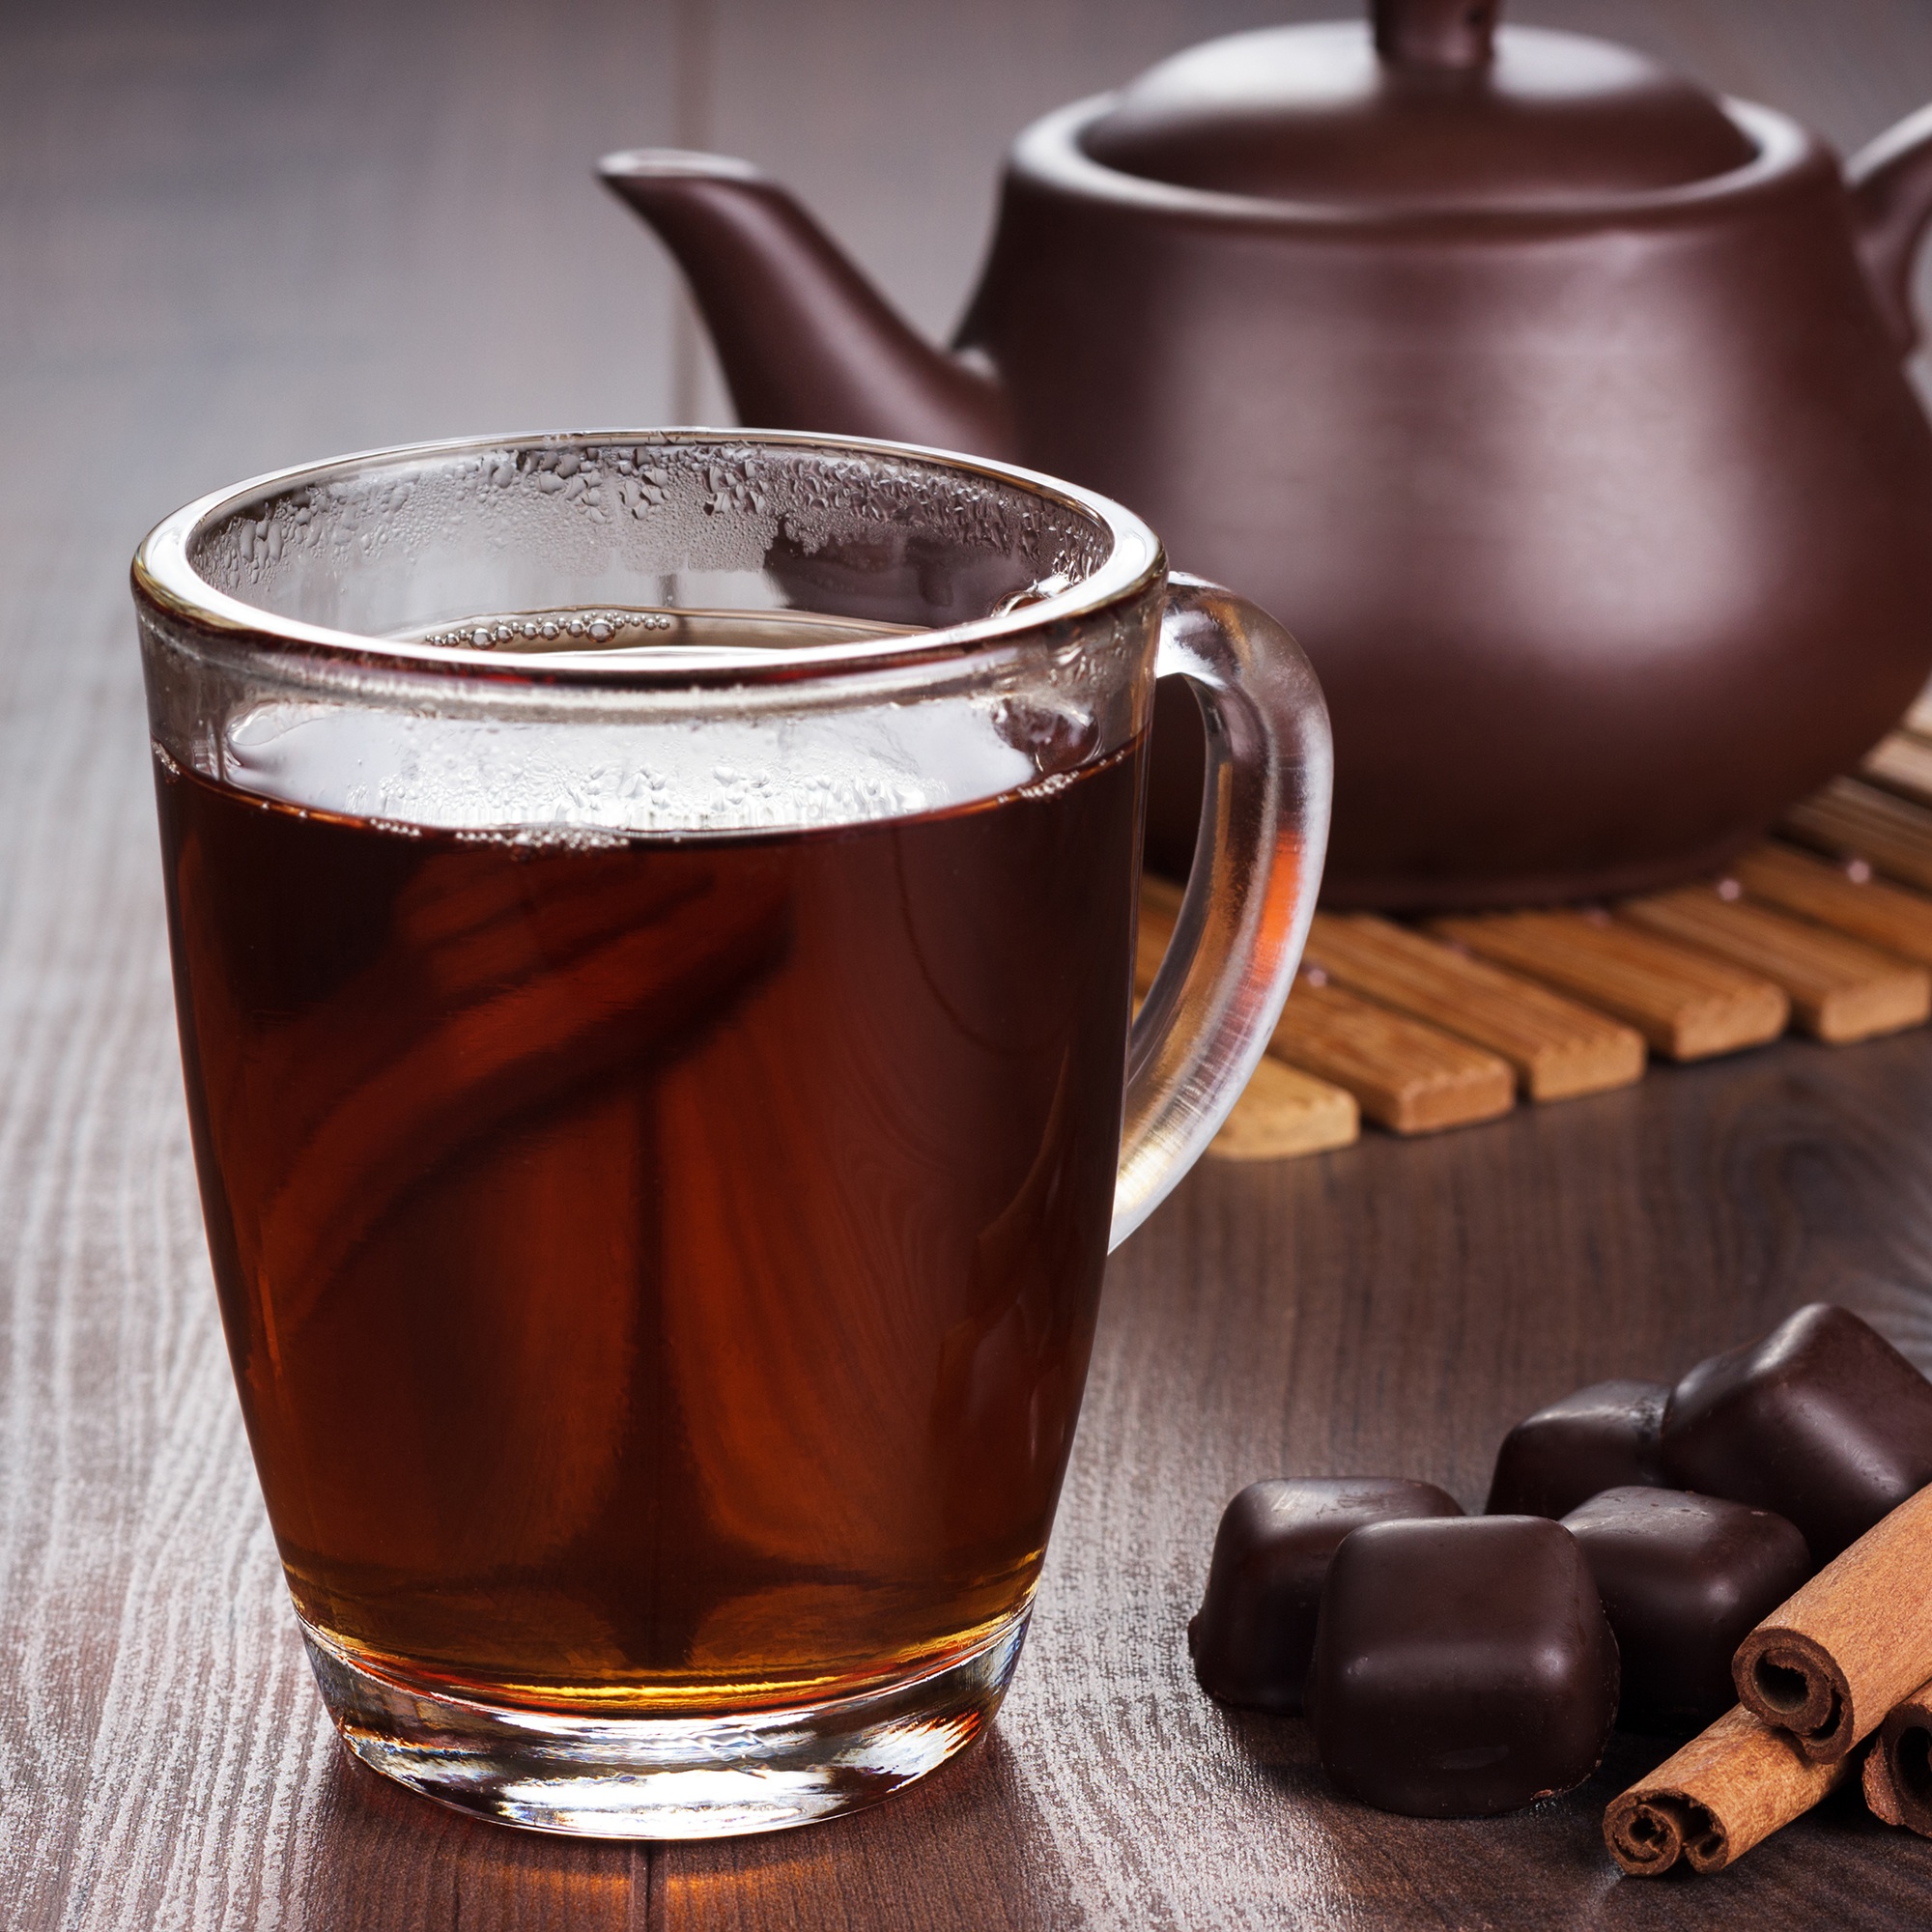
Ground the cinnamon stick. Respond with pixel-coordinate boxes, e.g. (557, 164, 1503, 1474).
(1865, 1738, 1905, 1827)
(1862, 1677, 1932, 1833)
(1734, 1484, 1932, 1762)
(1604, 1704, 1855, 1876)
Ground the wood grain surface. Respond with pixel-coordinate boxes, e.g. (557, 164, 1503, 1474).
(1619, 887, 1932, 1043)
(1272, 974, 1519, 1133)
(1199, 1054, 1363, 1161)
(1432, 911, 1793, 1062)
(10, 1, 1932, 1925)
(1302, 912, 1646, 1101)
(1137, 883, 1362, 1158)
(1734, 841, 1932, 966)
(1785, 778, 1932, 893)
(1862, 730, 1932, 809)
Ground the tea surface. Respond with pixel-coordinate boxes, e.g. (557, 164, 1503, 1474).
(156, 734, 1141, 1711)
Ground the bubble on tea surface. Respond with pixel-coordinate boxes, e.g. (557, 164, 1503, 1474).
(215, 694, 1041, 838)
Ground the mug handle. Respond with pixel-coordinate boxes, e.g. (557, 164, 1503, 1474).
(1112, 574, 1333, 1249)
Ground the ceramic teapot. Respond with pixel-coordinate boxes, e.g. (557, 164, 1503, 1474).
(603, 0, 1932, 908)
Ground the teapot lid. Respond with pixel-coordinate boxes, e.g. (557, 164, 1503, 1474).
(1080, 0, 1755, 210)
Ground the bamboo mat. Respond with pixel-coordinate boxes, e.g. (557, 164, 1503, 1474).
(1152, 708, 1932, 1163)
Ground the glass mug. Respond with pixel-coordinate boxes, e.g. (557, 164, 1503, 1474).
(132, 430, 1330, 1839)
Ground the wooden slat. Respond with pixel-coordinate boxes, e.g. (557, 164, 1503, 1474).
(1733, 842, 1932, 970)
(1139, 881, 1510, 1137)
(1303, 912, 1645, 1101)
(1739, 842, 1932, 974)
(1861, 729, 1932, 809)
(1271, 972, 1515, 1134)
(1136, 882, 1359, 1159)
(1203, 1052, 1361, 1160)
(1431, 911, 1790, 1062)
(1782, 777, 1932, 894)
(1619, 886, 1931, 1044)
(1135, 889, 1177, 995)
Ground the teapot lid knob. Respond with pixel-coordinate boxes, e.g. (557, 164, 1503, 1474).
(1374, 0, 1498, 70)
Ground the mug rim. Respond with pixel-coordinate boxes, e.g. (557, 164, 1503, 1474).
(131, 427, 1168, 688)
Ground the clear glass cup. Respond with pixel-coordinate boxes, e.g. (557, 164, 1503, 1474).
(131, 430, 1329, 1839)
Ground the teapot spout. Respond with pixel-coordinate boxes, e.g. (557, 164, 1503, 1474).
(599, 151, 1016, 460)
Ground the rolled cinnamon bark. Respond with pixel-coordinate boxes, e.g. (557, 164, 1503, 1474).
(1864, 1727, 1906, 1828)
(1605, 1705, 1854, 1876)
(1734, 1484, 1932, 1761)
(1862, 1678, 1932, 1834)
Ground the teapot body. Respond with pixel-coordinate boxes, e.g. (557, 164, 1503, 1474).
(963, 100, 1932, 907)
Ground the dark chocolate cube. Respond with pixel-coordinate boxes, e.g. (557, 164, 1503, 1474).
(1661, 1303, 1932, 1560)
(1190, 1477, 1462, 1713)
(1563, 1486, 1812, 1734)
(1485, 1378, 1668, 1518)
(1310, 1515, 1618, 1817)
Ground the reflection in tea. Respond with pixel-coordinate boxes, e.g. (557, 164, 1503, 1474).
(156, 691, 1143, 1713)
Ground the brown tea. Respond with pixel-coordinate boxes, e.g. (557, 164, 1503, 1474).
(156, 729, 1142, 1713)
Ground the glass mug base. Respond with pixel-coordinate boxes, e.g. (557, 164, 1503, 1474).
(299, 1605, 1034, 1839)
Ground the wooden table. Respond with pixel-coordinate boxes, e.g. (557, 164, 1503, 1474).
(9, 1, 1932, 1923)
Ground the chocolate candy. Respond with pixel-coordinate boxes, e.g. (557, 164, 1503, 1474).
(1484, 1378, 1668, 1519)
(1309, 1515, 1618, 1816)
(1563, 1487, 1812, 1734)
(1189, 1478, 1463, 1713)
(1661, 1303, 1932, 1561)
